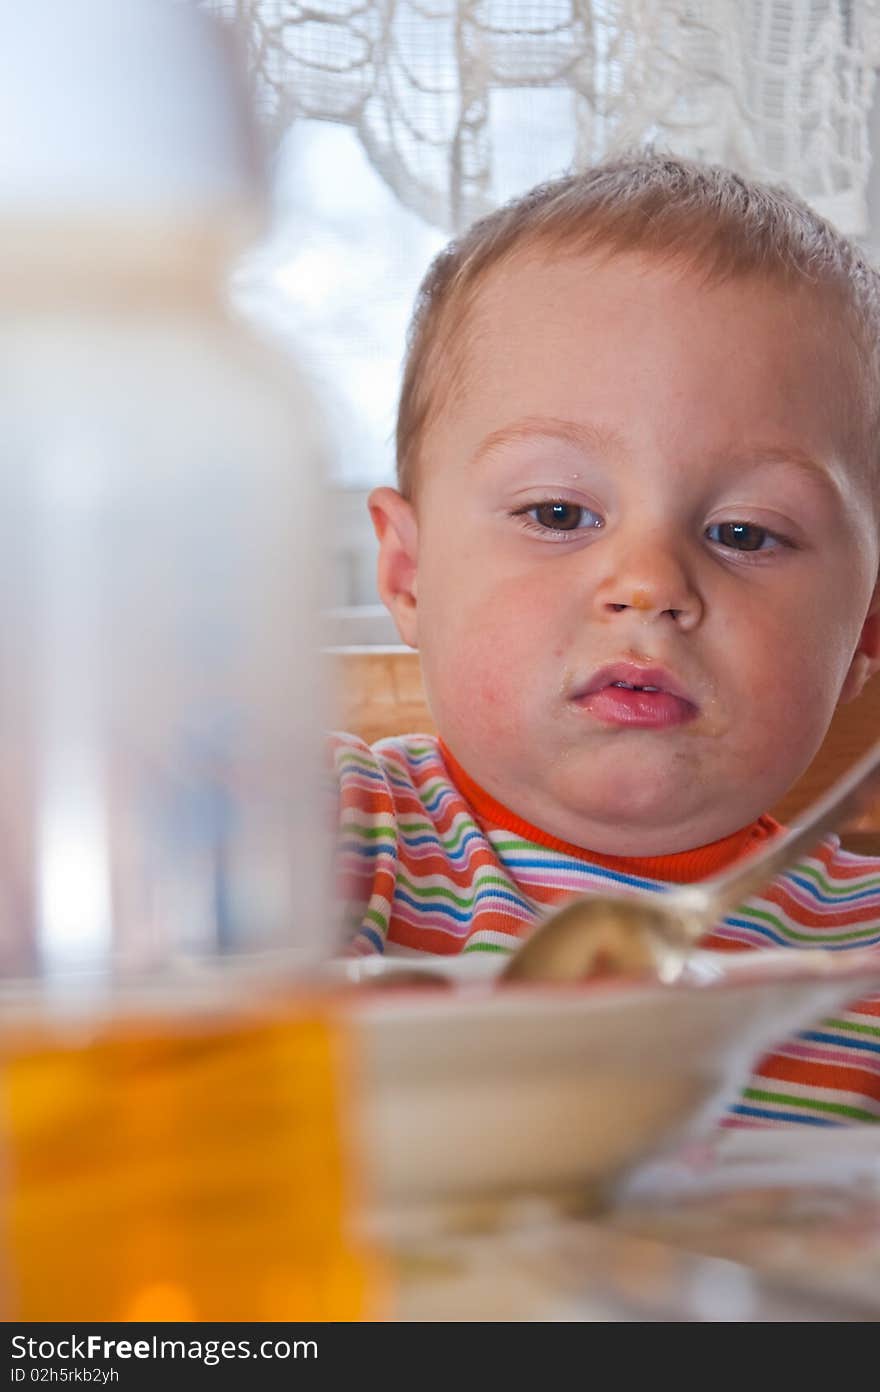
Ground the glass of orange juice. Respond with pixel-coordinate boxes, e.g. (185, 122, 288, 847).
(0, 976, 381, 1322)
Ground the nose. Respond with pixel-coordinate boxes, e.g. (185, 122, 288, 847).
(593, 530, 704, 631)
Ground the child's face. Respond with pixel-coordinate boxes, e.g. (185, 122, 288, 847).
(372, 251, 880, 854)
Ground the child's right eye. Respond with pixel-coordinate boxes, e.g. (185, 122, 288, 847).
(514, 501, 603, 534)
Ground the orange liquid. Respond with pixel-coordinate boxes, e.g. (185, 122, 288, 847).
(0, 996, 382, 1320)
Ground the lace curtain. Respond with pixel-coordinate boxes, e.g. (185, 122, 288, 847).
(205, 1, 880, 236)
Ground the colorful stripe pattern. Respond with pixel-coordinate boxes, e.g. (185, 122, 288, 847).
(331, 733, 880, 1126)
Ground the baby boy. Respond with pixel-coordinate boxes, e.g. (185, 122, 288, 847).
(333, 152, 880, 1126)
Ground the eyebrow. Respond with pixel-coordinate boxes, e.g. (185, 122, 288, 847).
(471, 416, 625, 468)
(723, 443, 843, 495)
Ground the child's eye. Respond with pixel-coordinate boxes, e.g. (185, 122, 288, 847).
(705, 521, 785, 552)
(514, 501, 603, 534)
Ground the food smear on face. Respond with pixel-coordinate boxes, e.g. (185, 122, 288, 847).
(629, 589, 652, 611)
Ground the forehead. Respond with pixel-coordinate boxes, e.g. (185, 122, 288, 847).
(425, 248, 870, 494)
(464, 247, 848, 385)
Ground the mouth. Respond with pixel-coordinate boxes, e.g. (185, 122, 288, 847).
(571, 661, 699, 729)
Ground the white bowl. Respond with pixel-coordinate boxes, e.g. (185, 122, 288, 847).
(344, 947, 880, 1207)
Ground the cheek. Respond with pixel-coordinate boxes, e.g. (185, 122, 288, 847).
(419, 570, 555, 742)
(726, 572, 858, 686)
(725, 600, 855, 757)
(773, 599, 861, 698)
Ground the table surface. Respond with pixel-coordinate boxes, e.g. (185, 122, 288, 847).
(382, 1132, 880, 1321)
(386, 1197, 880, 1321)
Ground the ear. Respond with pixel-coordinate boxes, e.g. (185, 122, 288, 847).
(839, 582, 880, 704)
(368, 486, 420, 649)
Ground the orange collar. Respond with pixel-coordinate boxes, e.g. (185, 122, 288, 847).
(439, 741, 781, 884)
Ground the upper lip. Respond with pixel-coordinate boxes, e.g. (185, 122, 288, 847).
(574, 661, 697, 706)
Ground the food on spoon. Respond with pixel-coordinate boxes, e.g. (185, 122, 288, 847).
(503, 899, 667, 982)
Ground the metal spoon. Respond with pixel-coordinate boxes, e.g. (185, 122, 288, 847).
(502, 738, 880, 983)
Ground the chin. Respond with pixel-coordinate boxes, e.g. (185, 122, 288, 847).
(580, 802, 707, 849)
(556, 764, 725, 848)
(568, 751, 690, 813)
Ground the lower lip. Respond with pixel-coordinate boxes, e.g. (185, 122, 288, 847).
(576, 685, 698, 728)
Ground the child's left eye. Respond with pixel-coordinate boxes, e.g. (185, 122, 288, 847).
(705, 521, 784, 552)
(516, 501, 603, 533)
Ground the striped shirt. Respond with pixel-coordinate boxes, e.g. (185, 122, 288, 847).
(332, 732, 880, 1127)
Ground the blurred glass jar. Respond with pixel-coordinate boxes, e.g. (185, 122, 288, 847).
(0, 0, 332, 982)
(0, 0, 378, 1324)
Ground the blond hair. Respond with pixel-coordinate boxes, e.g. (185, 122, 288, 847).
(396, 151, 880, 498)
